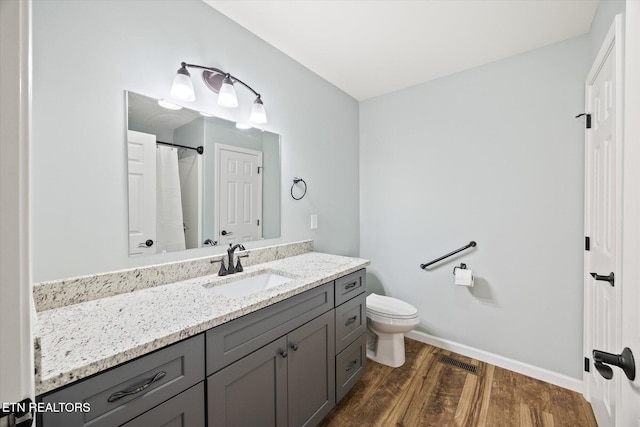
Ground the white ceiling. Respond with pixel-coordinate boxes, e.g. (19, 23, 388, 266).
(204, 0, 599, 101)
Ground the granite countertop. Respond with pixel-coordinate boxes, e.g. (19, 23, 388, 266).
(35, 252, 369, 395)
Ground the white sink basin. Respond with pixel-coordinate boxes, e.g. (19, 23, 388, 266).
(208, 272, 293, 298)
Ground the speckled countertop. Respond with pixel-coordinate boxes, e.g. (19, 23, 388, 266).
(35, 251, 369, 395)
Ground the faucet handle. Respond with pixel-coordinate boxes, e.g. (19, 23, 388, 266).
(235, 254, 249, 273)
(218, 259, 228, 276)
(211, 258, 228, 276)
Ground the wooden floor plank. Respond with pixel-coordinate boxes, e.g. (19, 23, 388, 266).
(321, 339, 597, 427)
(378, 348, 444, 427)
(476, 363, 495, 427)
(485, 366, 519, 426)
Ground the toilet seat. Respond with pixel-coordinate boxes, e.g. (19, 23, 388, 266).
(366, 294, 418, 319)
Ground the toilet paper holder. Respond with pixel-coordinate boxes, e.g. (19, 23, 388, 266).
(453, 263, 467, 275)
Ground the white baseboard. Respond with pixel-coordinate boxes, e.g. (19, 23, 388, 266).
(405, 330, 584, 394)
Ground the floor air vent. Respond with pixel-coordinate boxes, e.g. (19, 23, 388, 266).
(438, 354, 480, 375)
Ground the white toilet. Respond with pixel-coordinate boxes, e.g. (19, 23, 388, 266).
(366, 293, 419, 367)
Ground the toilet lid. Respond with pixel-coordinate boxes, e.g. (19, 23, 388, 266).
(367, 293, 418, 319)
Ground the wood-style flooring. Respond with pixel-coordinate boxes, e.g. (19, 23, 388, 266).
(320, 338, 598, 427)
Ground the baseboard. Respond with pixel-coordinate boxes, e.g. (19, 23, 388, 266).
(405, 330, 584, 394)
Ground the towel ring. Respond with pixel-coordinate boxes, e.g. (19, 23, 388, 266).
(291, 177, 307, 200)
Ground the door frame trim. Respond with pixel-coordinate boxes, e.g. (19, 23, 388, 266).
(0, 0, 34, 403)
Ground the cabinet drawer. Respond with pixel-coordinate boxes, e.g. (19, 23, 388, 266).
(335, 333, 367, 403)
(123, 382, 205, 427)
(206, 282, 334, 375)
(335, 292, 366, 354)
(40, 334, 204, 427)
(335, 269, 365, 306)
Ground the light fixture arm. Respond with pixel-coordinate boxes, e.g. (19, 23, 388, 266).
(181, 62, 261, 98)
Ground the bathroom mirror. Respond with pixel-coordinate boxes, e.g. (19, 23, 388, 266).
(126, 91, 281, 257)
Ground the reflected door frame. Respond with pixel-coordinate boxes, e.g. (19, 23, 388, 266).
(215, 143, 263, 247)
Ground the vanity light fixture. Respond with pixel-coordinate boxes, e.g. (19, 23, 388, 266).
(170, 62, 267, 124)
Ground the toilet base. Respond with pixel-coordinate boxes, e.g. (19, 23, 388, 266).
(366, 329, 406, 368)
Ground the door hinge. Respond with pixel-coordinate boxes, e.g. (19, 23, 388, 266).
(575, 113, 591, 129)
(257, 219, 260, 226)
(0, 398, 34, 427)
(585, 356, 590, 372)
(585, 236, 590, 251)
(257, 166, 263, 174)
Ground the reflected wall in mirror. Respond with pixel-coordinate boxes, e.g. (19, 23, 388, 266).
(126, 91, 281, 257)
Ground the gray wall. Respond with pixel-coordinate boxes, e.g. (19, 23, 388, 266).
(360, 35, 589, 378)
(590, 0, 625, 62)
(31, 0, 359, 281)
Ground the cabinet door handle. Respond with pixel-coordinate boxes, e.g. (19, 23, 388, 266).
(345, 360, 358, 372)
(345, 316, 358, 326)
(280, 350, 288, 358)
(290, 343, 298, 351)
(107, 371, 166, 403)
(344, 282, 357, 290)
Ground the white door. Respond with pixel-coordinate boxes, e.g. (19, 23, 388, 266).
(217, 144, 262, 246)
(620, 2, 640, 425)
(127, 130, 157, 256)
(584, 16, 623, 427)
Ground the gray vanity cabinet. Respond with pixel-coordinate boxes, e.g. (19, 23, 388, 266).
(39, 269, 367, 427)
(207, 303, 336, 427)
(334, 269, 367, 402)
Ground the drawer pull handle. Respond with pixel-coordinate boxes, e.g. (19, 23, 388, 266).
(345, 316, 358, 326)
(107, 371, 166, 403)
(344, 282, 357, 290)
(346, 360, 358, 372)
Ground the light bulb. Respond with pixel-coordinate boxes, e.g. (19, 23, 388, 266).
(250, 96, 267, 124)
(170, 64, 195, 101)
(218, 75, 238, 108)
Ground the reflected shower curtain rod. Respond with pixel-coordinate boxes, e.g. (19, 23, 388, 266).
(157, 140, 204, 154)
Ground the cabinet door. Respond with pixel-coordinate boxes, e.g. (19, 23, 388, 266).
(208, 336, 288, 427)
(287, 310, 336, 427)
(122, 383, 205, 427)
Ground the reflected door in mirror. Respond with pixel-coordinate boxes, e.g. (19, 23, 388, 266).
(218, 145, 263, 245)
(128, 130, 157, 256)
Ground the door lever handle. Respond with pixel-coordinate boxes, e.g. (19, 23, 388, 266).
(592, 347, 636, 380)
(590, 272, 615, 287)
(138, 239, 154, 248)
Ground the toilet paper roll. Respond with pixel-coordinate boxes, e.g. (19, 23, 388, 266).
(454, 269, 474, 287)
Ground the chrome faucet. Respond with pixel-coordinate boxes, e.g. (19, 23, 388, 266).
(226, 244, 246, 274)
